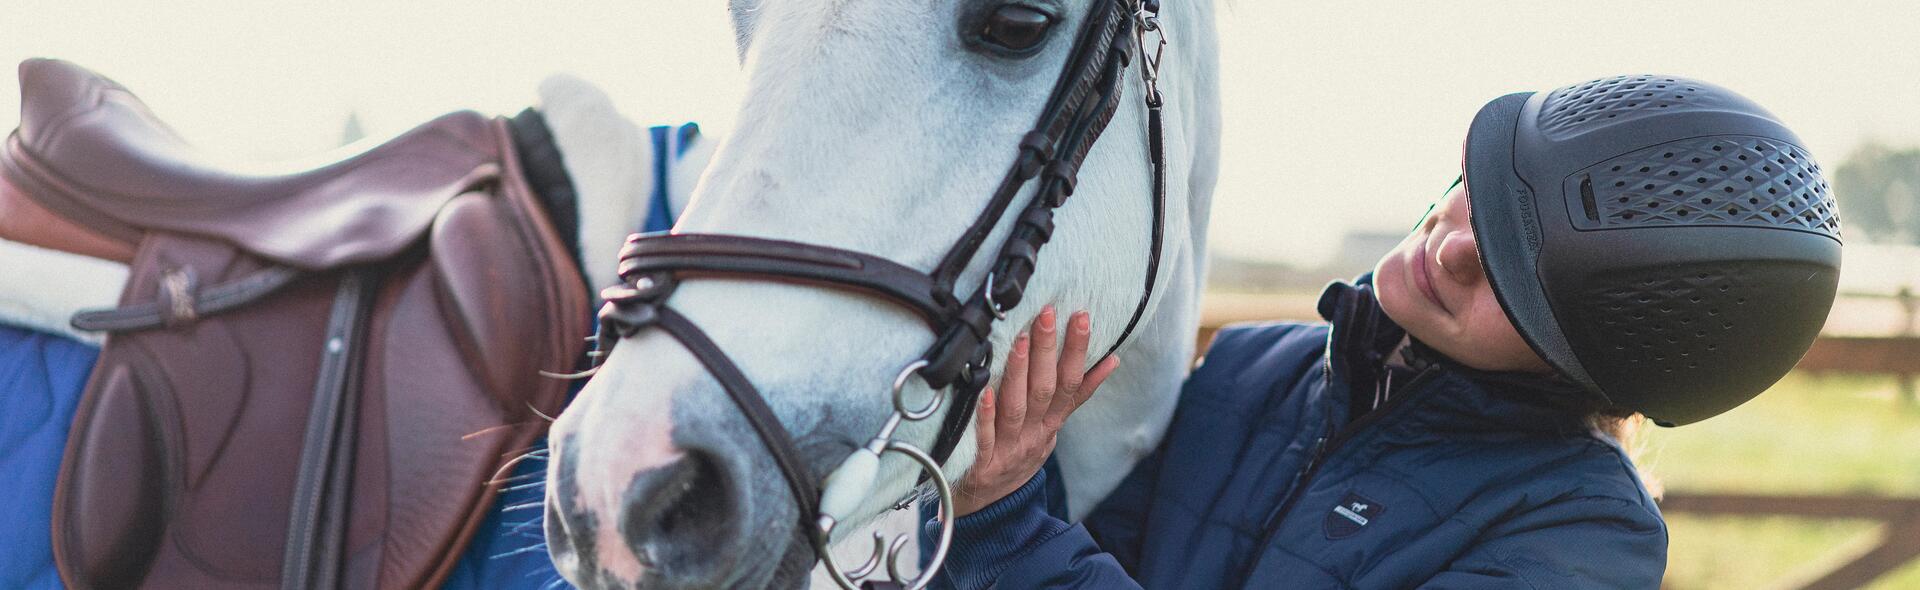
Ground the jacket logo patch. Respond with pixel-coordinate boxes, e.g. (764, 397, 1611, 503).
(1324, 492, 1385, 539)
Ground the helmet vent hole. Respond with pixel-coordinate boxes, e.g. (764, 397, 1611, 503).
(1579, 176, 1601, 222)
(1578, 135, 1837, 236)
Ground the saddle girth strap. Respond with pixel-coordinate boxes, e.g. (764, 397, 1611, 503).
(281, 267, 381, 590)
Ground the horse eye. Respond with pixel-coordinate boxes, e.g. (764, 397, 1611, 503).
(980, 5, 1053, 52)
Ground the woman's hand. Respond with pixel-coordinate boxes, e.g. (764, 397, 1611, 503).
(952, 305, 1120, 518)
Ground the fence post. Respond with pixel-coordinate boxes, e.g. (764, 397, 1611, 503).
(1900, 287, 1916, 337)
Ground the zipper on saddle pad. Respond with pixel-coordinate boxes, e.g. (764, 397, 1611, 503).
(282, 267, 381, 590)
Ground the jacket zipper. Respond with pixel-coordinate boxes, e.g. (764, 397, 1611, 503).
(1243, 368, 1439, 582)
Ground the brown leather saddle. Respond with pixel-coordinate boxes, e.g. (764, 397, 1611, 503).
(1, 59, 590, 589)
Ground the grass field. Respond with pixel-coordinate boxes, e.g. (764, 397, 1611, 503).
(1641, 373, 1920, 589)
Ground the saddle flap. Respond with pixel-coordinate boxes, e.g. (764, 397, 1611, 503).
(54, 363, 169, 590)
(430, 190, 559, 402)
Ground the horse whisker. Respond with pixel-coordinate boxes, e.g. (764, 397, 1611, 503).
(462, 421, 539, 441)
(538, 367, 599, 381)
(491, 542, 549, 559)
(509, 518, 544, 534)
(487, 472, 545, 486)
(487, 450, 551, 486)
(504, 479, 548, 493)
(502, 500, 546, 513)
(526, 402, 560, 423)
(498, 445, 547, 460)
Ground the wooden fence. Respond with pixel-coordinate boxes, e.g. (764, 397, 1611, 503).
(1659, 492, 1920, 589)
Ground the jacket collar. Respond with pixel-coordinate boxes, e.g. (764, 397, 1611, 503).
(1316, 275, 1592, 434)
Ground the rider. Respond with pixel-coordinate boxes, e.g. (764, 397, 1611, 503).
(927, 75, 1841, 588)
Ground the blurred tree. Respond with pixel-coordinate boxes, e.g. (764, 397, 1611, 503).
(1833, 143, 1920, 244)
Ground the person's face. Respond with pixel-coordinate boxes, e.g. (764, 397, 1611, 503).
(1373, 181, 1553, 373)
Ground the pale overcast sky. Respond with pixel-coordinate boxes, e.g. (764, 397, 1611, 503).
(4, 1, 1917, 267)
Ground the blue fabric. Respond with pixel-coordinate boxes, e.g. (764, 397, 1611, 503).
(441, 440, 571, 590)
(0, 326, 96, 590)
(925, 278, 1668, 589)
(642, 123, 700, 234)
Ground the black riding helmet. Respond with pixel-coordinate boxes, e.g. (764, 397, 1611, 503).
(1464, 75, 1842, 427)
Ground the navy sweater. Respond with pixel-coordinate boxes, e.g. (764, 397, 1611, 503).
(925, 279, 1666, 589)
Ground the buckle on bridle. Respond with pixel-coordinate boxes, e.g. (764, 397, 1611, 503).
(1134, 2, 1167, 108)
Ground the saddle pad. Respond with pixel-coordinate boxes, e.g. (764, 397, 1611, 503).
(0, 240, 125, 343)
(0, 325, 96, 590)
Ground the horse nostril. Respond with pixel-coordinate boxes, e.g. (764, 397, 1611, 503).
(619, 451, 742, 582)
(543, 435, 602, 583)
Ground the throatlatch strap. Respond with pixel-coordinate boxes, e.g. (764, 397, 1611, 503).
(1102, 92, 1166, 360)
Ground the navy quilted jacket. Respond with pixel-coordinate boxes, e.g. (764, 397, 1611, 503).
(926, 278, 1666, 589)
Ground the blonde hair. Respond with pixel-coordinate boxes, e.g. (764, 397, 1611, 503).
(1589, 411, 1662, 498)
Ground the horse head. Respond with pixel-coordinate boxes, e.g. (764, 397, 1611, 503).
(545, 1, 1219, 587)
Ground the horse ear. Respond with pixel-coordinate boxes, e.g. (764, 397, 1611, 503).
(728, 0, 763, 63)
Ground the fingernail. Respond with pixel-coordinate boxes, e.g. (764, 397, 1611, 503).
(981, 388, 993, 407)
(1039, 307, 1056, 330)
(1073, 311, 1091, 334)
(1014, 333, 1030, 355)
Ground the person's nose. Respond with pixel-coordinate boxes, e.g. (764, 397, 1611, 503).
(1433, 228, 1483, 284)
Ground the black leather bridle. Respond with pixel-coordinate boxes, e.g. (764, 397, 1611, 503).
(591, 0, 1167, 587)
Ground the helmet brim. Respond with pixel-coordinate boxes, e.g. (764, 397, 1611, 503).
(1463, 92, 1609, 407)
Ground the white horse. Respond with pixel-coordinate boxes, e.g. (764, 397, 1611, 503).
(543, 0, 1221, 588)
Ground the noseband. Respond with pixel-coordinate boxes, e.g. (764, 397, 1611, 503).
(592, 1, 1168, 587)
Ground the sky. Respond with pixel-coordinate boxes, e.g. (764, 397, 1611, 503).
(5, 0, 1919, 267)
